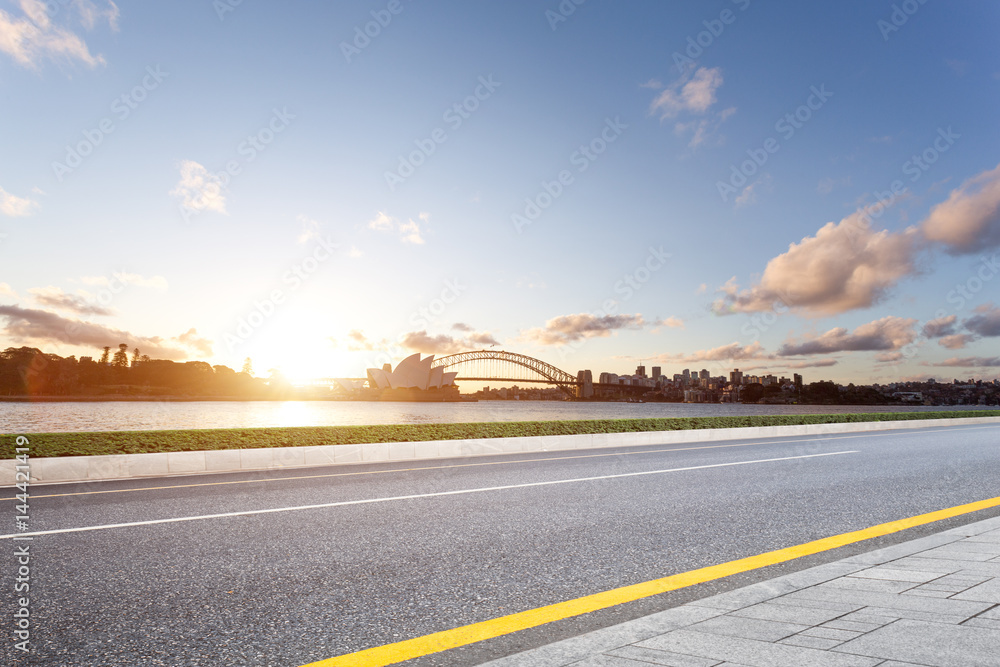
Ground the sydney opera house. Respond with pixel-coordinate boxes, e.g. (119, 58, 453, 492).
(335, 353, 460, 400)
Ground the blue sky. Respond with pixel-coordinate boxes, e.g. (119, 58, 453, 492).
(1, 0, 999, 384)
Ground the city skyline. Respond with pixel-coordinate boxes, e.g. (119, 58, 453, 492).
(2, 1, 1000, 385)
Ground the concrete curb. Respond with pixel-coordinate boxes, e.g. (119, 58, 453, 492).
(5, 416, 1000, 486)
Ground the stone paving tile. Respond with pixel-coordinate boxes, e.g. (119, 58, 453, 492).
(730, 601, 848, 626)
(860, 606, 970, 625)
(778, 634, 843, 650)
(823, 577, 917, 594)
(963, 530, 1000, 544)
(639, 629, 881, 667)
(876, 557, 958, 574)
(570, 655, 667, 667)
(822, 619, 883, 633)
(837, 611, 898, 626)
(687, 615, 808, 642)
(686, 580, 799, 612)
(961, 617, 1000, 631)
(873, 662, 931, 667)
(849, 567, 947, 583)
(930, 540, 1000, 555)
(895, 557, 1000, 577)
(899, 589, 953, 599)
(979, 606, 1000, 619)
(950, 578, 1000, 603)
(840, 534, 961, 567)
(833, 618, 1000, 665)
(766, 596, 863, 613)
(782, 584, 992, 619)
(604, 645, 723, 667)
(799, 626, 863, 642)
(913, 583, 969, 593)
(915, 548, 998, 562)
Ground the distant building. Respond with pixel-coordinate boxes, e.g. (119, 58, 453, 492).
(730, 369, 743, 386)
(636, 365, 646, 377)
(652, 366, 661, 381)
(366, 354, 457, 390)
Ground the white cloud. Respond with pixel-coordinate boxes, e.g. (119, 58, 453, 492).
(0, 283, 18, 299)
(297, 214, 322, 244)
(649, 67, 734, 151)
(778, 316, 918, 356)
(348, 245, 363, 258)
(921, 163, 1000, 254)
(79, 272, 168, 291)
(660, 341, 770, 363)
(734, 174, 771, 208)
(0, 186, 39, 216)
(520, 313, 647, 346)
(714, 210, 920, 316)
(659, 316, 685, 329)
(0, 0, 114, 69)
(28, 286, 113, 316)
(0, 304, 211, 360)
(170, 160, 227, 215)
(650, 67, 724, 118)
(368, 211, 426, 244)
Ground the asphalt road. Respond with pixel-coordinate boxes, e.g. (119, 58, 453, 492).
(3, 422, 1000, 666)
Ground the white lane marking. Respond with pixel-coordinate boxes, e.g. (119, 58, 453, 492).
(0, 451, 857, 539)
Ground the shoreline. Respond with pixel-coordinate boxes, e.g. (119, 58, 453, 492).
(8, 410, 1000, 459)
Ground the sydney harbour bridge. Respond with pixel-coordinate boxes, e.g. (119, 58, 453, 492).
(323, 350, 649, 399)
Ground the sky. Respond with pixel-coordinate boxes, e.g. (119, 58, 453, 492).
(1, 0, 999, 385)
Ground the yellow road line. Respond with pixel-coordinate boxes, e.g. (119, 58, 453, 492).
(301, 494, 1000, 667)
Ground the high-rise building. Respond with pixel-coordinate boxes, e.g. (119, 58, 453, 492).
(652, 366, 661, 380)
(699, 369, 710, 380)
(730, 368, 743, 386)
(794, 373, 803, 390)
(636, 365, 646, 377)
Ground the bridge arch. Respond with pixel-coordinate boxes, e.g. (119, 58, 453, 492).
(430, 350, 579, 397)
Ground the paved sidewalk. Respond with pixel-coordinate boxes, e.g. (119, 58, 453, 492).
(483, 515, 1000, 667)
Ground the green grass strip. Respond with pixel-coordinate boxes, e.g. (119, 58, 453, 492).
(6, 410, 1000, 458)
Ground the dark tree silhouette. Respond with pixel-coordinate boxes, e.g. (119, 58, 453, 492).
(112, 344, 129, 368)
(241, 358, 254, 377)
(99, 346, 111, 365)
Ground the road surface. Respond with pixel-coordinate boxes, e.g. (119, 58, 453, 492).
(3, 422, 1000, 665)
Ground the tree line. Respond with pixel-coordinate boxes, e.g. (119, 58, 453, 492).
(0, 345, 284, 398)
